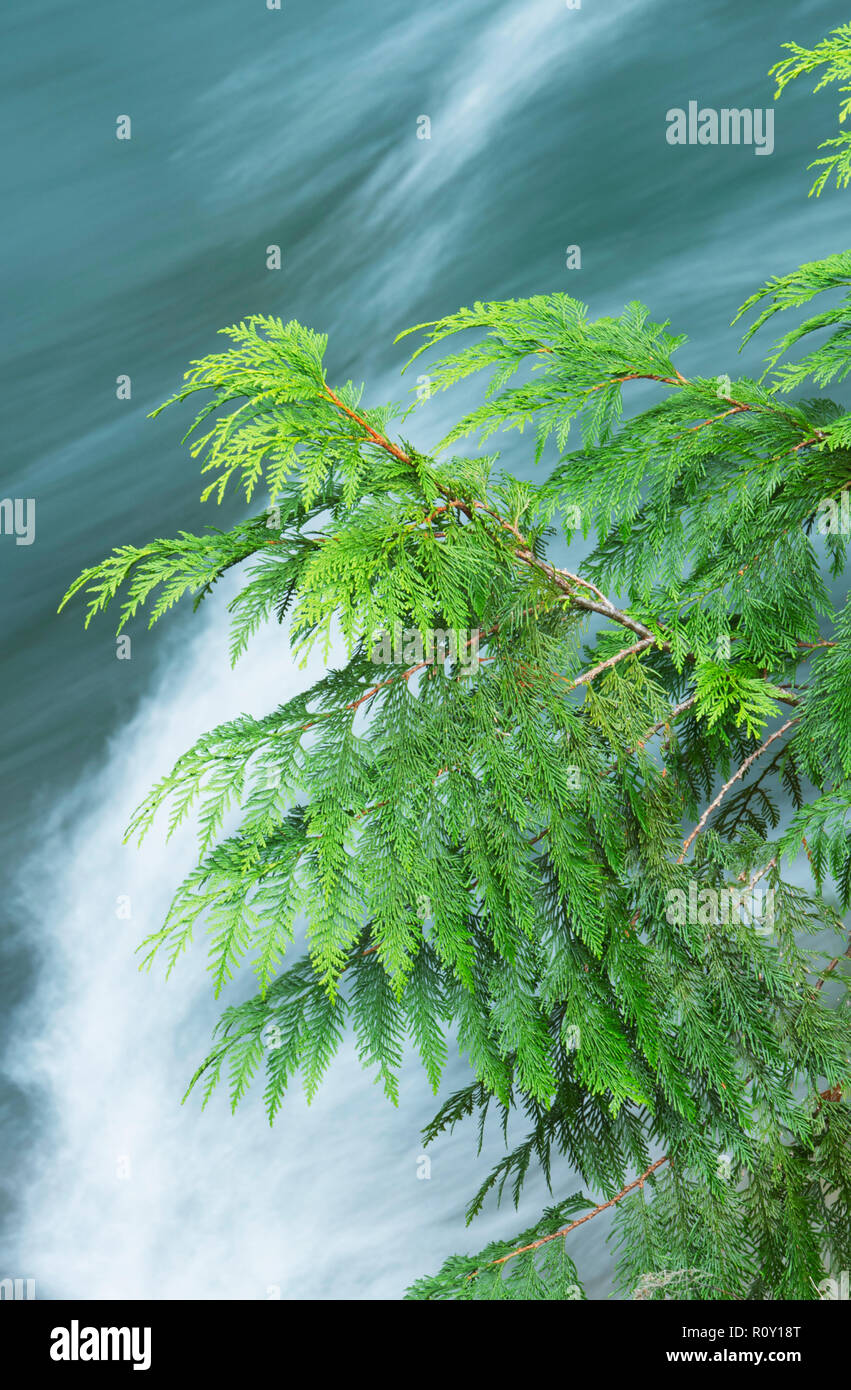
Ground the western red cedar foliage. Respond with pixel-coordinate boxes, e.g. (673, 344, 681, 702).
(62, 31, 851, 1299)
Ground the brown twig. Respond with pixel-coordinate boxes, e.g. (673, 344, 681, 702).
(467, 1155, 671, 1279)
(319, 383, 661, 647)
(678, 719, 797, 862)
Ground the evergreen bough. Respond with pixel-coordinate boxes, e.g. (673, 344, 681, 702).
(62, 31, 851, 1299)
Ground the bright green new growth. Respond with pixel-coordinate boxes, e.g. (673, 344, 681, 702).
(60, 36, 851, 1299)
(772, 22, 851, 195)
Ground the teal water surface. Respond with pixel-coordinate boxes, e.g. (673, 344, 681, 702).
(1, 0, 849, 1298)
